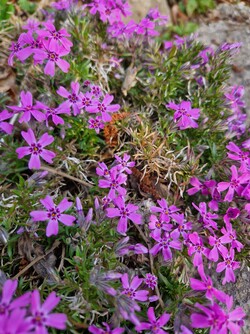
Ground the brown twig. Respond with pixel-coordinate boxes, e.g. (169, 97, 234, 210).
(40, 165, 92, 188)
(13, 240, 60, 280)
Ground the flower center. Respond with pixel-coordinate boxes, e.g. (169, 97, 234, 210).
(123, 288, 136, 299)
(30, 143, 42, 155)
(69, 93, 78, 103)
(47, 207, 61, 220)
(48, 51, 58, 62)
(230, 179, 239, 188)
(52, 31, 61, 40)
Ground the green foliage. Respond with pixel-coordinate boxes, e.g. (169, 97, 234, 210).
(180, 0, 216, 17)
(0, 0, 14, 21)
(18, 0, 37, 14)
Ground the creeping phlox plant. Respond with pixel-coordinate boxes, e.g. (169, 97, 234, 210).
(0, 0, 249, 333)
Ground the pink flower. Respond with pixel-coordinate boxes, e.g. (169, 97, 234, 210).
(8, 33, 27, 66)
(120, 273, 149, 301)
(106, 196, 142, 235)
(150, 198, 179, 223)
(37, 21, 73, 50)
(35, 101, 70, 126)
(220, 223, 244, 252)
(86, 94, 120, 122)
(187, 232, 210, 267)
(192, 202, 218, 231)
(148, 215, 173, 232)
(187, 177, 216, 196)
(0, 308, 32, 334)
(208, 235, 228, 262)
(217, 165, 249, 202)
(216, 248, 240, 285)
(88, 116, 105, 133)
(114, 153, 135, 174)
(57, 82, 81, 116)
(8, 91, 45, 123)
(27, 290, 67, 332)
(89, 322, 124, 334)
(166, 101, 200, 130)
(144, 273, 157, 290)
(0, 109, 14, 134)
(226, 141, 250, 172)
(34, 40, 70, 77)
(135, 307, 170, 333)
(16, 129, 56, 169)
(190, 264, 227, 303)
(98, 168, 127, 199)
(150, 229, 182, 261)
(30, 195, 76, 236)
(171, 213, 192, 240)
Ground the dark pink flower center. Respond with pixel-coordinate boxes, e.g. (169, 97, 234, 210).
(51, 31, 61, 40)
(110, 181, 118, 189)
(25, 105, 32, 111)
(68, 93, 78, 103)
(225, 258, 233, 267)
(82, 97, 91, 106)
(123, 288, 136, 299)
(120, 207, 129, 217)
(47, 207, 61, 220)
(13, 43, 21, 52)
(47, 108, 56, 115)
(160, 238, 170, 248)
(32, 311, 46, 325)
(97, 102, 107, 113)
(48, 51, 59, 62)
(230, 179, 239, 188)
(0, 303, 7, 314)
(91, 86, 101, 96)
(30, 143, 42, 155)
(195, 245, 204, 253)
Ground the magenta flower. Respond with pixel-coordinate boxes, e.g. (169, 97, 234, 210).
(8, 33, 27, 66)
(171, 213, 192, 239)
(27, 290, 67, 332)
(223, 207, 241, 225)
(135, 307, 170, 333)
(0, 279, 30, 316)
(216, 248, 240, 284)
(86, 94, 120, 122)
(150, 229, 182, 261)
(96, 162, 112, 178)
(187, 232, 210, 267)
(89, 322, 124, 334)
(114, 153, 135, 174)
(217, 165, 249, 202)
(16, 129, 56, 169)
(33, 40, 70, 77)
(221, 296, 246, 334)
(0, 109, 13, 134)
(136, 18, 159, 36)
(8, 91, 45, 123)
(192, 202, 218, 231)
(90, 85, 102, 97)
(36, 101, 70, 126)
(120, 273, 149, 301)
(226, 141, 250, 172)
(190, 264, 227, 303)
(106, 196, 142, 235)
(37, 21, 72, 50)
(225, 85, 245, 111)
(166, 101, 200, 130)
(187, 177, 216, 196)
(88, 116, 105, 133)
(30, 195, 76, 236)
(220, 223, 244, 252)
(0, 308, 32, 334)
(208, 235, 228, 262)
(148, 215, 173, 232)
(144, 273, 157, 290)
(115, 236, 148, 256)
(78, 91, 95, 110)
(150, 198, 179, 223)
(98, 168, 127, 199)
(57, 82, 81, 116)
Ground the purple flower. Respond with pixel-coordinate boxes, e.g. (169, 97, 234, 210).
(8, 33, 27, 66)
(90, 85, 102, 98)
(221, 296, 246, 333)
(0, 279, 30, 315)
(78, 91, 95, 110)
(150, 198, 179, 223)
(88, 116, 105, 133)
(22, 19, 40, 32)
(75, 197, 93, 231)
(148, 215, 173, 232)
(135, 307, 170, 333)
(208, 235, 228, 262)
(166, 101, 200, 130)
(114, 236, 148, 256)
(0, 308, 32, 334)
(57, 82, 81, 116)
(89, 322, 124, 334)
(34, 40, 70, 77)
(16, 129, 56, 169)
(37, 22, 72, 50)
(120, 273, 149, 301)
(216, 248, 240, 284)
(192, 202, 218, 231)
(106, 196, 142, 235)
(220, 223, 244, 252)
(114, 153, 135, 174)
(226, 141, 250, 172)
(86, 94, 120, 122)
(150, 229, 182, 261)
(187, 177, 216, 196)
(217, 165, 249, 202)
(190, 264, 227, 303)
(8, 91, 45, 123)
(27, 290, 67, 332)
(30, 195, 76, 236)
(36, 101, 70, 126)
(144, 273, 157, 290)
(171, 213, 192, 240)
(223, 207, 241, 225)
(188, 232, 210, 267)
(96, 162, 112, 178)
(0, 109, 14, 134)
(225, 85, 245, 112)
(98, 168, 127, 199)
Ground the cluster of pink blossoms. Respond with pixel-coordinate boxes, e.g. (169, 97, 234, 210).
(0, 279, 67, 333)
(9, 19, 72, 76)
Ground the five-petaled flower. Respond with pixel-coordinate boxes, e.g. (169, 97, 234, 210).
(120, 273, 149, 301)
(166, 101, 200, 130)
(30, 195, 75, 236)
(16, 129, 56, 169)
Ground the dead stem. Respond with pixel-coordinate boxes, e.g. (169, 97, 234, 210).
(13, 240, 60, 280)
(40, 165, 92, 188)
(134, 224, 165, 309)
